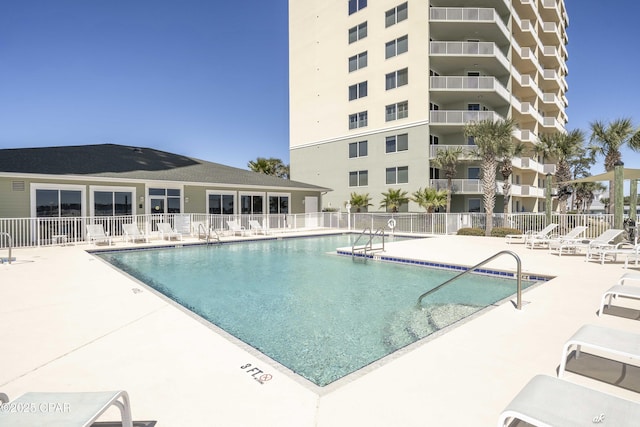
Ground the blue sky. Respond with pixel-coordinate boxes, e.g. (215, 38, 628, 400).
(0, 0, 638, 173)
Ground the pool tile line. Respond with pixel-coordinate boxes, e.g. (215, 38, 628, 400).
(336, 250, 552, 282)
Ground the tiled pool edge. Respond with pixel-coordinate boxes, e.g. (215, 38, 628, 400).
(336, 250, 554, 283)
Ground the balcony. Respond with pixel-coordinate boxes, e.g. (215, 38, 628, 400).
(430, 110, 504, 126)
(430, 76, 510, 102)
(512, 157, 544, 173)
(429, 144, 479, 159)
(429, 7, 510, 41)
(430, 41, 510, 71)
(542, 92, 566, 109)
(542, 116, 564, 132)
(430, 179, 504, 195)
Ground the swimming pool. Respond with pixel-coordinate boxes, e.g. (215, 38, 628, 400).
(97, 235, 533, 386)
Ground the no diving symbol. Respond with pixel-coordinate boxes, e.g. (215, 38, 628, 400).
(258, 373, 272, 383)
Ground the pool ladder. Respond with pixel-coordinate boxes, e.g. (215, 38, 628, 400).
(198, 223, 221, 245)
(0, 232, 13, 264)
(416, 250, 523, 310)
(351, 228, 385, 261)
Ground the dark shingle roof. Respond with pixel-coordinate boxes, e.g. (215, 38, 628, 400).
(0, 144, 328, 190)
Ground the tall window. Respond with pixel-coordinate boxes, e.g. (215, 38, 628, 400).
(348, 0, 367, 15)
(349, 111, 368, 129)
(385, 35, 408, 59)
(94, 191, 133, 216)
(35, 189, 82, 217)
(269, 195, 289, 214)
(385, 68, 408, 90)
(385, 101, 408, 121)
(386, 166, 409, 184)
(349, 170, 368, 187)
(348, 22, 367, 43)
(149, 188, 181, 214)
(468, 167, 480, 180)
(385, 134, 408, 153)
(385, 2, 408, 27)
(349, 51, 368, 72)
(208, 193, 235, 215)
(348, 81, 368, 100)
(241, 194, 264, 214)
(469, 198, 481, 212)
(349, 141, 368, 158)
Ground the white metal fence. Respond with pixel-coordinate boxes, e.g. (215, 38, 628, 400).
(0, 212, 618, 249)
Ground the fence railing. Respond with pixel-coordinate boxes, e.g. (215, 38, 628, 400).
(0, 212, 616, 249)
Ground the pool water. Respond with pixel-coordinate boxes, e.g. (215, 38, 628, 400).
(97, 235, 531, 386)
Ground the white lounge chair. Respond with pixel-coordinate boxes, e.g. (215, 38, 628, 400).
(549, 228, 624, 257)
(599, 284, 640, 316)
(86, 224, 112, 245)
(122, 223, 150, 243)
(497, 375, 640, 427)
(558, 324, 640, 378)
(618, 272, 640, 285)
(0, 390, 133, 427)
(226, 220, 248, 236)
(527, 225, 587, 249)
(249, 220, 270, 235)
(587, 241, 640, 265)
(157, 222, 182, 241)
(505, 223, 557, 246)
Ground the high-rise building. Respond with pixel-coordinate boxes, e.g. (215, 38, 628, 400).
(289, 0, 568, 213)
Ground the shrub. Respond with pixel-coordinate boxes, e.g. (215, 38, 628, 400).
(490, 227, 522, 237)
(457, 227, 485, 236)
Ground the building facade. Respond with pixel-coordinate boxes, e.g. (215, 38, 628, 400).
(289, 0, 568, 213)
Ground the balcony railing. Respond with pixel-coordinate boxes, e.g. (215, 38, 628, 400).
(430, 110, 504, 125)
(430, 76, 510, 101)
(429, 7, 509, 39)
(429, 144, 479, 159)
(430, 41, 509, 71)
(430, 179, 504, 195)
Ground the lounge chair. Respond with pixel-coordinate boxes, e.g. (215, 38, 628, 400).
(157, 222, 182, 241)
(497, 375, 640, 427)
(505, 223, 557, 246)
(618, 272, 640, 285)
(86, 224, 112, 245)
(558, 324, 640, 378)
(0, 390, 133, 426)
(526, 225, 587, 250)
(549, 228, 624, 257)
(226, 220, 248, 236)
(585, 239, 638, 264)
(249, 220, 270, 235)
(122, 223, 150, 243)
(599, 284, 640, 316)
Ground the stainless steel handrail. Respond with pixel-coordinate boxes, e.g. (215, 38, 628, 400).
(197, 223, 220, 245)
(417, 250, 523, 310)
(0, 232, 12, 264)
(351, 228, 385, 260)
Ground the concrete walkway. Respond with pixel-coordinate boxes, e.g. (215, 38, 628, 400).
(1, 232, 639, 426)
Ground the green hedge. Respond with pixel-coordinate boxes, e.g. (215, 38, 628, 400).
(457, 227, 485, 236)
(490, 227, 522, 237)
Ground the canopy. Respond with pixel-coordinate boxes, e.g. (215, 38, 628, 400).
(565, 168, 640, 184)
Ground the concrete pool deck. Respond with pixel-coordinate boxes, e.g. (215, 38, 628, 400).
(1, 231, 639, 425)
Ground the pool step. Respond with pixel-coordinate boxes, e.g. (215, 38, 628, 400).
(383, 303, 481, 352)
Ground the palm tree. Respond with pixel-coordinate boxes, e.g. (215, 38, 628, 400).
(432, 147, 463, 212)
(574, 181, 605, 213)
(537, 129, 585, 213)
(348, 192, 372, 213)
(464, 118, 515, 236)
(588, 118, 640, 212)
(248, 157, 290, 179)
(499, 141, 525, 214)
(412, 187, 447, 213)
(380, 188, 409, 213)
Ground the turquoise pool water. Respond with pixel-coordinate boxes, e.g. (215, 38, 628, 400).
(97, 235, 532, 386)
